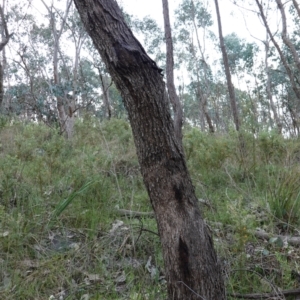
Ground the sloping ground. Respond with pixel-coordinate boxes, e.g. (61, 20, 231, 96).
(0, 118, 299, 299)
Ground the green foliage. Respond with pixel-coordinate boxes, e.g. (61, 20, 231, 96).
(223, 33, 259, 74)
(184, 128, 232, 170)
(267, 168, 300, 225)
(175, 0, 213, 28)
(257, 130, 286, 163)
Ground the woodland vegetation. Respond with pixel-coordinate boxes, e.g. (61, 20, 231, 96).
(1, 0, 300, 299)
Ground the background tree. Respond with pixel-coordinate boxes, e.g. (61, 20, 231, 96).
(214, 0, 240, 131)
(0, 2, 12, 108)
(175, 0, 215, 132)
(162, 0, 183, 142)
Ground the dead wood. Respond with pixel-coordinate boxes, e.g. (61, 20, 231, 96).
(115, 209, 155, 218)
(255, 229, 300, 246)
(228, 287, 300, 299)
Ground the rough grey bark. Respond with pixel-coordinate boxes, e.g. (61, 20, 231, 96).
(162, 0, 183, 142)
(214, 0, 240, 131)
(255, 0, 300, 101)
(74, 0, 226, 299)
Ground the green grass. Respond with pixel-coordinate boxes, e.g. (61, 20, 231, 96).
(0, 118, 300, 299)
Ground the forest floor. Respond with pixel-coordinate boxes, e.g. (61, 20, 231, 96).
(0, 117, 300, 299)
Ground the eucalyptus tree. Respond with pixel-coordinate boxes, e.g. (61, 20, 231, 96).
(162, 0, 183, 142)
(5, 3, 55, 120)
(254, 0, 300, 135)
(0, 2, 13, 108)
(174, 0, 215, 132)
(63, 4, 88, 124)
(222, 33, 261, 131)
(255, 0, 300, 101)
(41, 0, 75, 138)
(276, 0, 300, 72)
(263, 31, 282, 133)
(74, 0, 226, 299)
(131, 16, 166, 69)
(82, 39, 125, 120)
(223, 33, 258, 78)
(214, 0, 240, 131)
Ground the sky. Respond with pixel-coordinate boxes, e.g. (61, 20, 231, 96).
(121, 0, 268, 42)
(118, 0, 272, 88)
(12, 0, 285, 89)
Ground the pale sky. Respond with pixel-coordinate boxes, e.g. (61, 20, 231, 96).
(12, 0, 284, 89)
(121, 0, 268, 42)
(120, 0, 272, 88)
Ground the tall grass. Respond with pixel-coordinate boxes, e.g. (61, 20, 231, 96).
(1, 118, 300, 299)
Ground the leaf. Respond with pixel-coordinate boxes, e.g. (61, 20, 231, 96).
(269, 236, 284, 248)
(262, 249, 269, 256)
(49, 180, 96, 228)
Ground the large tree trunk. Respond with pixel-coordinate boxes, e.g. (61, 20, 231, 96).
(74, 0, 226, 299)
(162, 0, 183, 143)
(214, 0, 240, 131)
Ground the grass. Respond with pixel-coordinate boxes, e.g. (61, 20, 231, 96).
(0, 117, 300, 299)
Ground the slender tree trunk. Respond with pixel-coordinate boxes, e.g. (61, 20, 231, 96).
(43, 0, 73, 138)
(0, 2, 11, 109)
(191, 0, 214, 133)
(0, 61, 3, 108)
(292, 0, 300, 17)
(99, 71, 112, 119)
(195, 74, 214, 133)
(190, 41, 214, 133)
(255, 0, 300, 101)
(74, 0, 226, 299)
(264, 32, 282, 133)
(214, 0, 240, 131)
(162, 0, 183, 143)
(276, 0, 300, 72)
(288, 103, 299, 136)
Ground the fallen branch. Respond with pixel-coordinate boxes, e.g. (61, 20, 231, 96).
(254, 229, 300, 246)
(228, 287, 300, 299)
(114, 212, 300, 247)
(115, 209, 155, 218)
